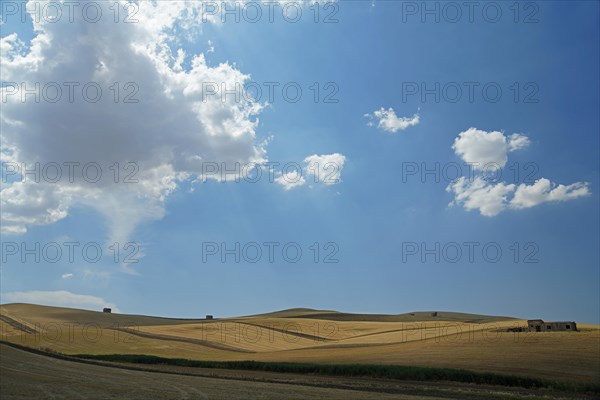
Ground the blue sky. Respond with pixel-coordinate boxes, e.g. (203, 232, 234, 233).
(1, 1, 598, 323)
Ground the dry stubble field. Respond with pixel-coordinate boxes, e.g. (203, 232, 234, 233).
(1, 303, 598, 399)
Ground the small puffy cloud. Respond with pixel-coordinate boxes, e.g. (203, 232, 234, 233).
(447, 177, 590, 217)
(365, 108, 419, 133)
(1, 290, 119, 312)
(275, 153, 346, 190)
(275, 170, 306, 191)
(507, 133, 531, 152)
(447, 177, 515, 217)
(452, 128, 530, 170)
(511, 179, 590, 209)
(61, 273, 74, 279)
(304, 153, 346, 185)
(0, 181, 76, 235)
(0, 33, 26, 56)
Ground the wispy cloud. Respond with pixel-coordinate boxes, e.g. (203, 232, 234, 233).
(1, 290, 119, 312)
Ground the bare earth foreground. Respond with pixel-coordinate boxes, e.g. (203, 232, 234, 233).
(1, 344, 595, 400)
(1, 304, 599, 399)
(1, 344, 421, 400)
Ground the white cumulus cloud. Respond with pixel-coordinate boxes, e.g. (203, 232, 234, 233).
(275, 153, 346, 190)
(452, 128, 530, 170)
(447, 177, 590, 217)
(365, 108, 420, 133)
(447, 177, 515, 217)
(1, 1, 268, 245)
(275, 170, 306, 191)
(510, 179, 591, 210)
(304, 153, 346, 185)
(447, 128, 589, 216)
(507, 133, 531, 152)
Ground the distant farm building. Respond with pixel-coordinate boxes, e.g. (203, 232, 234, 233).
(431, 312, 438, 317)
(527, 319, 577, 332)
(103, 308, 112, 313)
(206, 315, 213, 320)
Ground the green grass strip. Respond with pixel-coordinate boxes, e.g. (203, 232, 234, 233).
(73, 353, 599, 394)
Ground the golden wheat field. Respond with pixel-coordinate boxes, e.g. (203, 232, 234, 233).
(1, 303, 598, 387)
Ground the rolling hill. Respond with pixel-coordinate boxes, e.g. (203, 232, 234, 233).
(1, 303, 598, 387)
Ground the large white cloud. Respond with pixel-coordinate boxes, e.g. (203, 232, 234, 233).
(452, 128, 530, 170)
(447, 128, 590, 216)
(1, 1, 343, 243)
(365, 108, 420, 133)
(1, 290, 119, 312)
(1, 1, 271, 243)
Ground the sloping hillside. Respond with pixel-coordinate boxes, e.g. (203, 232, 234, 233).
(1, 303, 598, 385)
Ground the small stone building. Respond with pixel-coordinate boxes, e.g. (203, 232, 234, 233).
(103, 308, 112, 313)
(206, 315, 213, 320)
(527, 319, 577, 332)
